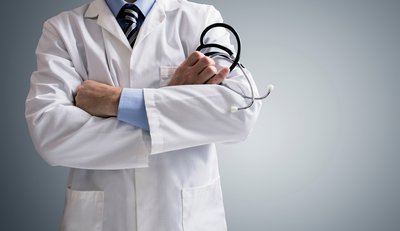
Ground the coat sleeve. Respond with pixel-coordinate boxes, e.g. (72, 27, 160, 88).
(144, 6, 262, 154)
(25, 21, 150, 169)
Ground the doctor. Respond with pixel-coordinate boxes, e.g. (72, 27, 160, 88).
(25, 0, 261, 230)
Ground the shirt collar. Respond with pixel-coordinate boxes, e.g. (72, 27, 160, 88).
(106, 0, 156, 17)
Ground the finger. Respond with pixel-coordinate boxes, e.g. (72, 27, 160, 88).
(206, 67, 229, 84)
(74, 89, 81, 106)
(82, 79, 95, 86)
(83, 79, 106, 89)
(191, 56, 215, 75)
(76, 84, 84, 93)
(182, 51, 204, 67)
(198, 65, 218, 83)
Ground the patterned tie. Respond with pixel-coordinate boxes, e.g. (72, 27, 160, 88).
(117, 4, 145, 47)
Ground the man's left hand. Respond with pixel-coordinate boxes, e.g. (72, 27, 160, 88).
(75, 80, 122, 117)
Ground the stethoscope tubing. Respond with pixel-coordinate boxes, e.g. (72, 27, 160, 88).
(196, 22, 273, 112)
(196, 23, 241, 72)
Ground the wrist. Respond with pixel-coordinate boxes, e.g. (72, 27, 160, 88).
(110, 87, 122, 117)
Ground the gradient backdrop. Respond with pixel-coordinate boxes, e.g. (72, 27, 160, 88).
(1, 0, 399, 230)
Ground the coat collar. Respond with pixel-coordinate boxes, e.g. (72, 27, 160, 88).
(84, 0, 181, 49)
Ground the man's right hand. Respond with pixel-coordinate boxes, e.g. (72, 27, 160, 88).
(168, 51, 230, 86)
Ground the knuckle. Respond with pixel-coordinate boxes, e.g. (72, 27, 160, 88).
(192, 51, 203, 59)
(83, 80, 94, 86)
(205, 66, 217, 74)
(200, 56, 213, 66)
(206, 56, 215, 65)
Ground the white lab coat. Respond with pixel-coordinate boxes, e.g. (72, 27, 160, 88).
(25, 0, 261, 230)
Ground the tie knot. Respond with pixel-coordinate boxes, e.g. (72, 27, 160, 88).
(122, 4, 140, 21)
(118, 4, 143, 22)
(116, 4, 145, 47)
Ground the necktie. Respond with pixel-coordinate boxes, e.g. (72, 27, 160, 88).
(117, 4, 145, 47)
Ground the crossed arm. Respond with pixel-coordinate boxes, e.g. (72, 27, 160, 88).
(75, 51, 229, 118)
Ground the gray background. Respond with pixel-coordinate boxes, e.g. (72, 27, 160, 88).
(1, 0, 399, 230)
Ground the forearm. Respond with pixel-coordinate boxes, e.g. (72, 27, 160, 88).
(144, 69, 262, 154)
(26, 105, 150, 169)
(26, 21, 151, 169)
(26, 74, 151, 169)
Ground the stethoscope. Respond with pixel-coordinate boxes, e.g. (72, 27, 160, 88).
(196, 23, 274, 112)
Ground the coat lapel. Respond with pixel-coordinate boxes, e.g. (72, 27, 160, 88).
(84, 0, 182, 51)
(133, 0, 166, 48)
(85, 0, 131, 50)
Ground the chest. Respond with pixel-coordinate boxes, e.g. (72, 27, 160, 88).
(69, 14, 200, 89)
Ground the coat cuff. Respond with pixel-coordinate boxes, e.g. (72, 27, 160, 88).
(143, 88, 163, 154)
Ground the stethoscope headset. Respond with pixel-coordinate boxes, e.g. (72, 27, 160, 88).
(196, 23, 274, 112)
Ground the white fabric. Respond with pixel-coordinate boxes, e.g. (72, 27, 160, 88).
(25, 0, 262, 230)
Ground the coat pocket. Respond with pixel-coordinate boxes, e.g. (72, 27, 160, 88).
(182, 177, 227, 231)
(60, 188, 104, 231)
(159, 66, 177, 87)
